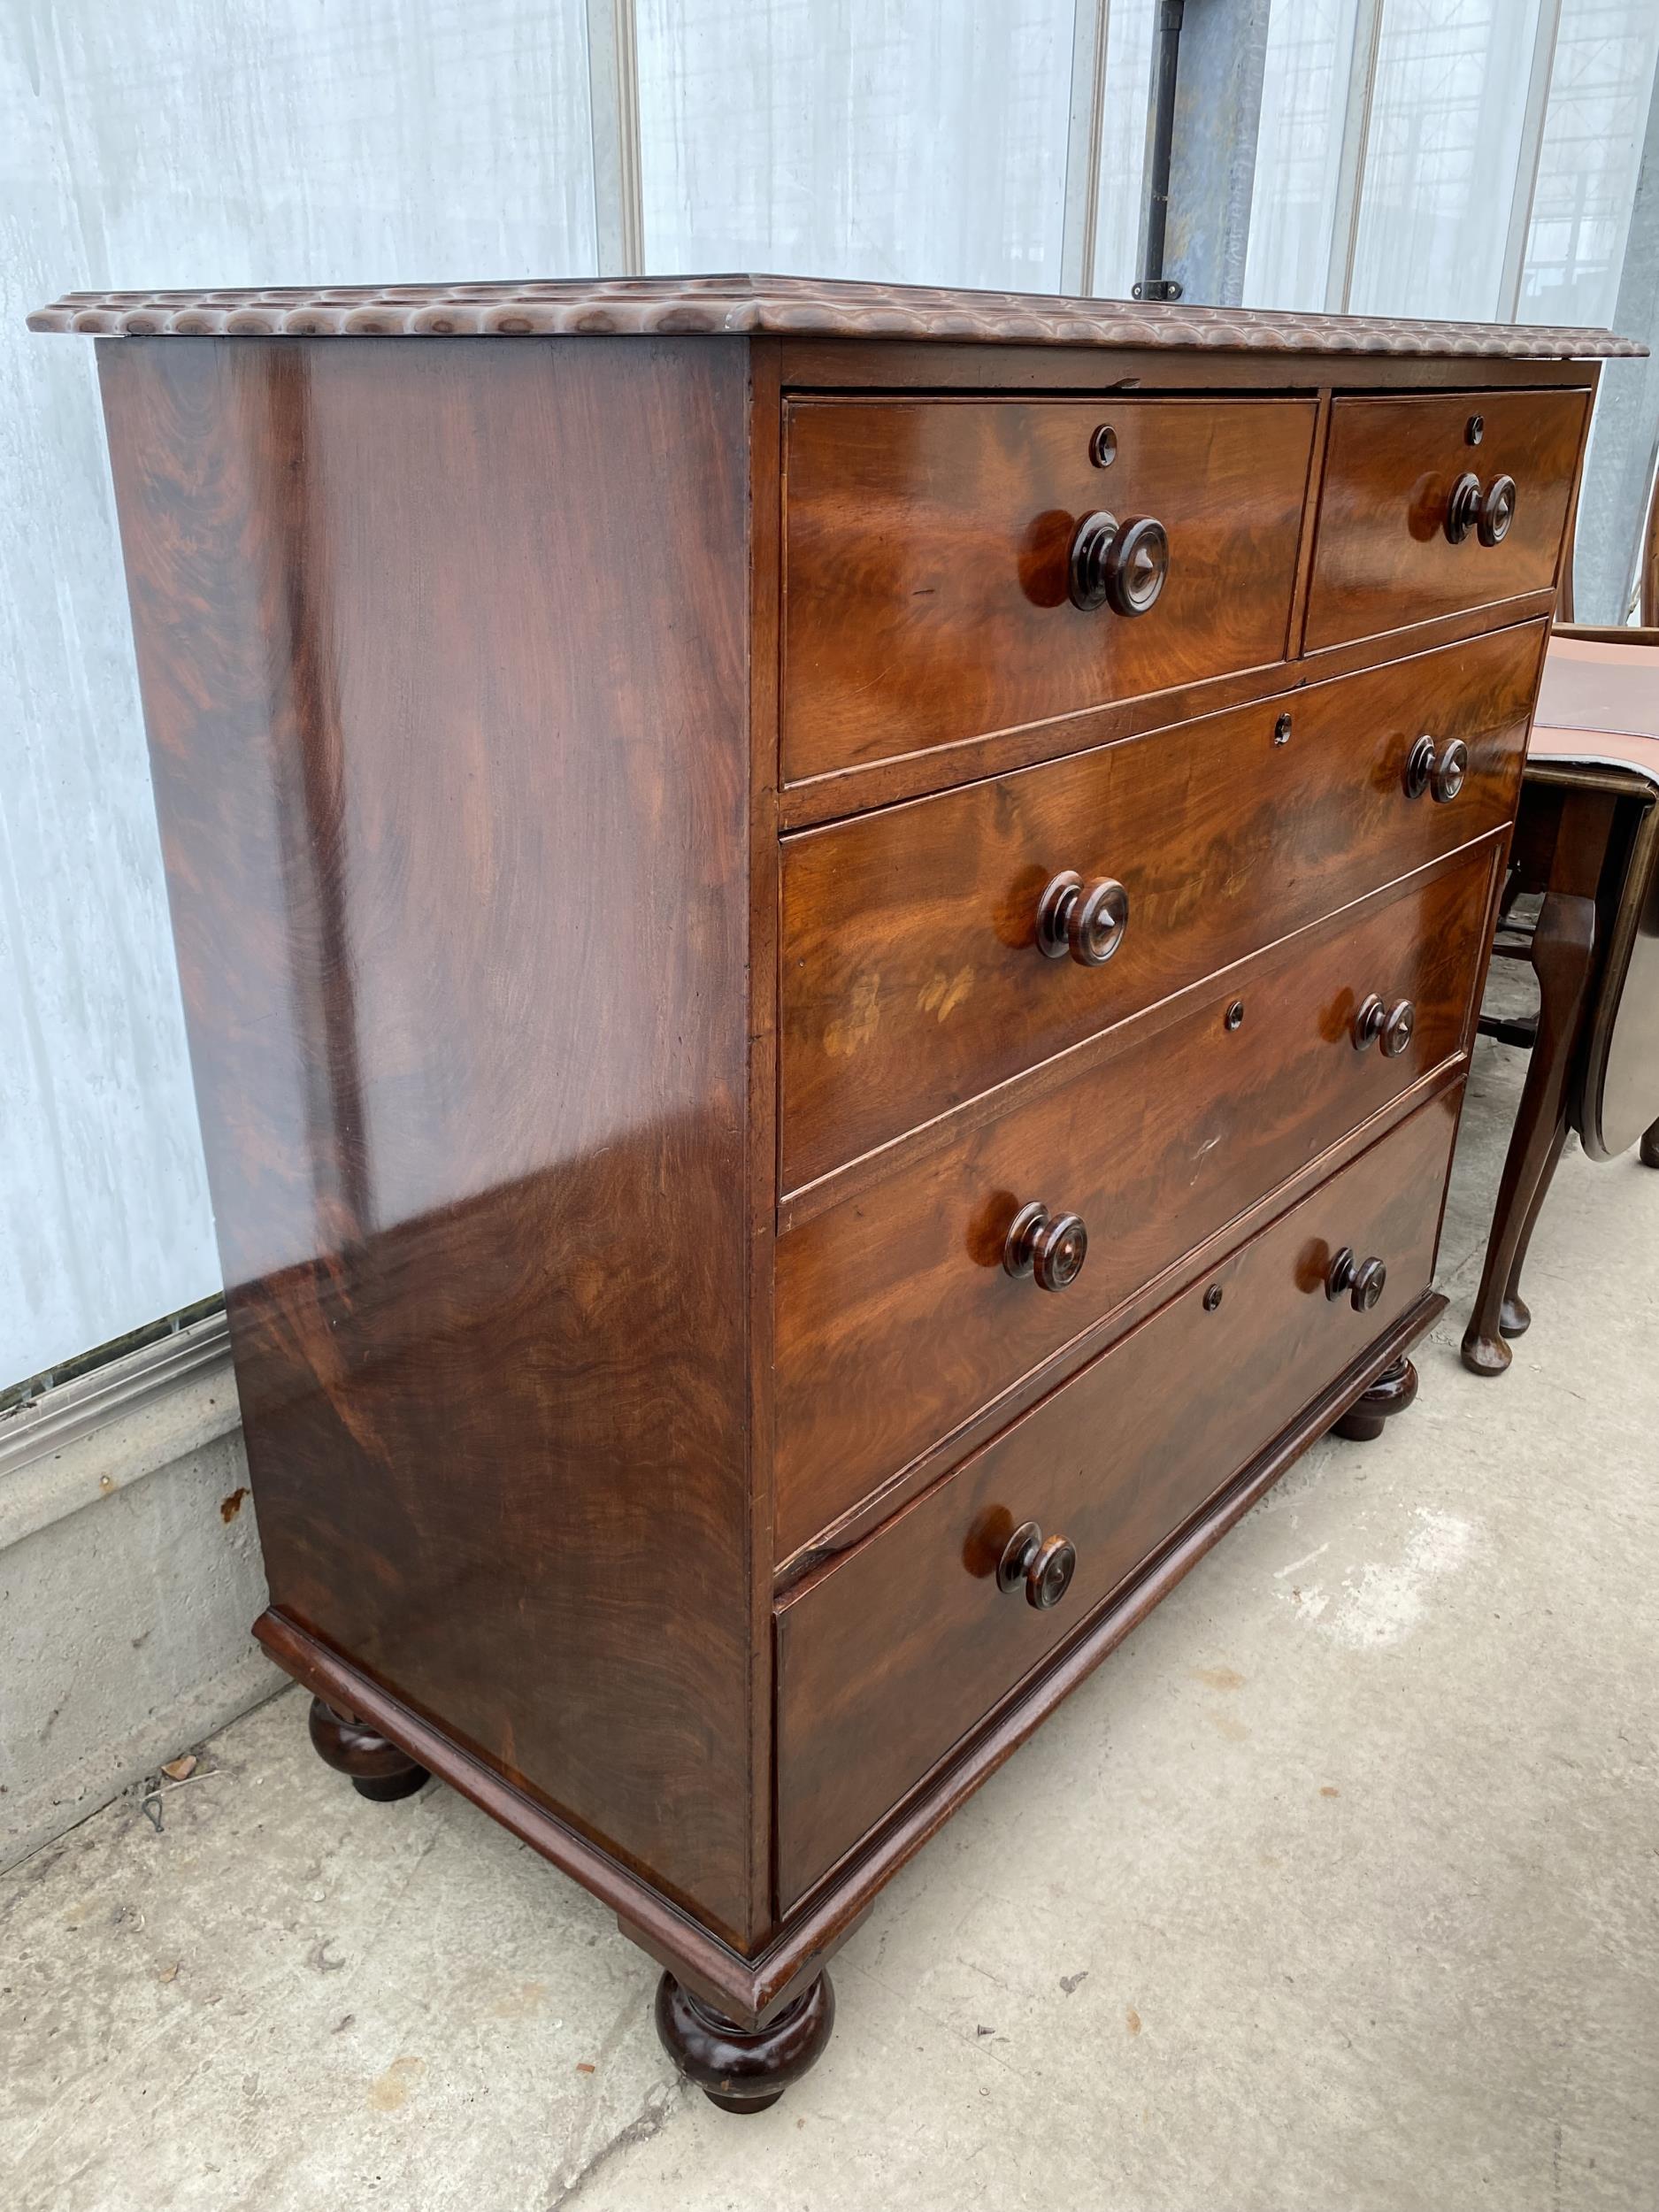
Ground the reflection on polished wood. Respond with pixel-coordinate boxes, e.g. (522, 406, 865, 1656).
(65, 286, 1608, 2105)
(782, 396, 1317, 779)
(1305, 389, 1589, 649)
(780, 620, 1542, 1186)
(776, 1093, 1458, 1909)
(775, 845, 1499, 1556)
(100, 334, 762, 1944)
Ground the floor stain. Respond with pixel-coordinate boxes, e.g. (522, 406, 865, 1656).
(367, 2055, 426, 2111)
(487, 1978, 549, 2020)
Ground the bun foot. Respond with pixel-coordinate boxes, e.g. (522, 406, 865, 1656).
(1333, 1355, 1419, 1441)
(655, 1970, 834, 2115)
(1640, 1117, 1659, 1169)
(1500, 1291, 1530, 1338)
(307, 1696, 429, 1801)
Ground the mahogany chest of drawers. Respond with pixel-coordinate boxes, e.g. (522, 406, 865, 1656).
(35, 276, 1634, 2113)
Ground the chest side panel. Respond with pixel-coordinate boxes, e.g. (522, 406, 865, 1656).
(99, 334, 762, 1944)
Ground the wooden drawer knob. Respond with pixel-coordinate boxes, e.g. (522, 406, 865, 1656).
(996, 1519, 1077, 1609)
(1003, 1201, 1088, 1291)
(1035, 871, 1129, 965)
(1068, 511, 1169, 615)
(1351, 994, 1416, 1057)
(1445, 472, 1517, 546)
(1404, 734, 1468, 803)
(1479, 473, 1517, 545)
(1326, 1246, 1387, 1313)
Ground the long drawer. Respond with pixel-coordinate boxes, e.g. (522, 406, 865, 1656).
(782, 395, 1317, 784)
(775, 1084, 1460, 1909)
(775, 841, 1499, 1557)
(1304, 388, 1587, 651)
(781, 621, 1540, 1189)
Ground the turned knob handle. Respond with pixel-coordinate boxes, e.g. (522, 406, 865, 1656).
(1479, 473, 1517, 545)
(1069, 511, 1169, 615)
(1003, 1202, 1088, 1291)
(996, 1519, 1078, 1609)
(1404, 734, 1468, 803)
(1035, 871, 1129, 965)
(1446, 472, 1517, 546)
(1326, 1246, 1388, 1313)
(1351, 994, 1416, 1058)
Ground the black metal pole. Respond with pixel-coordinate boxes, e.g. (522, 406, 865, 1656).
(1134, 0, 1185, 302)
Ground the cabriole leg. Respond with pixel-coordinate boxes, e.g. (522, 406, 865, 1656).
(1463, 888, 1596, 1377)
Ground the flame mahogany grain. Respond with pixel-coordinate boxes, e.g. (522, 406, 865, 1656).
(774, 841, 1500, 1555)
(780, 619, 1543, 1188)
(775, 1087, 1460, 1907)
(98, 334, 764, 1946)
(781, 396, 1318, 780)
(1305, 388, 1589, 651)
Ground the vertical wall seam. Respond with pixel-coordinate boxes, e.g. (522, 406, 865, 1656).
(1326, 0, 1385, 315)
(1501, 0, 1567, 323)
(1063, 0, 1112, 296)
(587, 0, 645, 275)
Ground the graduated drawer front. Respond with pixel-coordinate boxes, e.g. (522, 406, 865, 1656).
(781, 395, 1317, 785)
(775, 839, 1497, 1559)
(775, 1084, 1460, 1909)
(781, 620, 1541, 1190)
(1303, 388, 1587, 652)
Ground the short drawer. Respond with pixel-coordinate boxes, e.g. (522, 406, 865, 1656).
(781, 619, 1542, 1189)
(775, 840, 1498, 1557)
(781, 395, 1317, 785)
(775, 1084, 1459, 1909)
(1304, 388, 1587, 651)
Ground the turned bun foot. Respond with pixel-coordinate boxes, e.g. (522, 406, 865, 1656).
(655, 1970, 834, 2114)
(307, 1696, 429, 1801)
(1333, 1355, 1419, 1441)
(1641, 1118, 1659, 1169)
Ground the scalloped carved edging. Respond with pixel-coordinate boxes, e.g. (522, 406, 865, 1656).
(26, 274, 1644, 357)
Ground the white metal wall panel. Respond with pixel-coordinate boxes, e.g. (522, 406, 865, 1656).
(0, 0, 596, 1388)
(1243, 0, 1363, 310)
(1346, 0, 1545, 319)
(635, 0, 1077, 288)
(1519, 0, 1659, 327)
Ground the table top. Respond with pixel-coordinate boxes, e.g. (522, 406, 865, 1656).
(25, 274, 1645, 356)
(1531, 634, 1659, 792)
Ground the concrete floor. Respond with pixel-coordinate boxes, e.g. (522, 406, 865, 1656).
(4, 1025, 1657, 2212)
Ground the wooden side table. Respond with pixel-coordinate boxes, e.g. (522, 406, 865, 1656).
(1463, 632, 1659, 1375)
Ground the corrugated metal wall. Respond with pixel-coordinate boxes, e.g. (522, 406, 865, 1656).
(1, 1, 597, 1386)
(3, 0, 1655, 1389)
